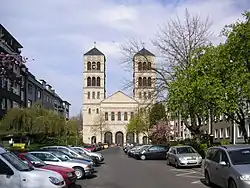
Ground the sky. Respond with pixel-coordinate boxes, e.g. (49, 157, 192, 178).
(1, 0, 249, 116)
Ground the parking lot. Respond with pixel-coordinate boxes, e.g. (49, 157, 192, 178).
(78, 147, 208, 188)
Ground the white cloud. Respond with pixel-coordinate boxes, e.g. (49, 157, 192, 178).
(1, 0, 249, 115)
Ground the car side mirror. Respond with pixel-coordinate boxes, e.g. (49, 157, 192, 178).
(219, 161, 227, 166)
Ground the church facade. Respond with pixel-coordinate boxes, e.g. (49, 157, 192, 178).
(82, 46, 156, 145)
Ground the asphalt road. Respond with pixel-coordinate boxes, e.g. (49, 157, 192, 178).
(76, 147, 209, 188)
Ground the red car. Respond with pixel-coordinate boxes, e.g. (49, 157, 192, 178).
(83, 144, 96, 152)
(16, 152, 77, 186)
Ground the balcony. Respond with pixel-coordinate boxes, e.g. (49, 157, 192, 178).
(0, 40, 23, 63)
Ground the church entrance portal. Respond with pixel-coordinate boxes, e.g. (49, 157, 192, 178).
(115, 131, 124, 146)
(91, 136, 96, 144)
(126, 132, 135, 144)
(142, 136, 148, 144)
(104, 132, 112, 145)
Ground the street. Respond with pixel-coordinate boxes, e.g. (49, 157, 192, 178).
(77, 147, 208, 188)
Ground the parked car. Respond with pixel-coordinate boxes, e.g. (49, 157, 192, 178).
(136, 145, 169, 160)
(204, 145, 250, 188)
(16, 152, 77, 186)
(127, 146, 141, 157)
(29, 151, 94, 179)
(83, 144, 96, 152)
(73, 146, 104, 163)
(0, 147, 65, 188)
(133, 145, 151, 159)
(166, 145, 202, 168)
(70, 147, 99, 164)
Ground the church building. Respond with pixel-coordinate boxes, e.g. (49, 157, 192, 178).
(82, 46, 156, 145)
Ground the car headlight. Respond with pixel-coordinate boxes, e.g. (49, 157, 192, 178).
(67, 172, 73, 178)
(240, 175, 250, 181)
(179, 157, 186, 161)
(49, 177, 62, 185)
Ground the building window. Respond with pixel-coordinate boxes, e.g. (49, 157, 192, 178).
(27, 100, 32, 108)
(92, 62, 96, 70)
(139, 92, 142, 99)
(21, 91, 24, 101)
(220, 128, 223, 138)
(37, 90, 41, 99)
(13, 101, 20, 108)
(28, 84, 32, 94)
(148, 77, 151, 86)
(97, 92, 100, 99)
(88, 108, 91, 114)
(214, 129, 218, 138)
(219, 114, 223, 121)
(143, 62, 147, 70)
(96, 108, 99, 114)
(130, 112, 134, 119)
(225, 127, 230, 138)
(144, 92, 147, 99)
(148, 92, 151, 99)
(138, 77, 142, 86)
(124, 112, 128, 121)
(97, 62, 101, 70)
(92, 77, 96, 86)
(87, 92, 90, 99)
(111, 112, 115, 121)
(1, 98, 6, 109)
(237, 126, 243, 137)
(143, 77, 147, 86)
(138, 62, 142, 71)
(87, 62, 91, 70)
(87, 77, 91, 86)
(92, 92, 95, 99)
(117, 112, 121, 121)
(148, 62, 151, 70)
(105, 112, 108, 121)
(97, 77, 101, 86)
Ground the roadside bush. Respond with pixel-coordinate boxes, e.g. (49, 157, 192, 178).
(220, 139, 230, 145)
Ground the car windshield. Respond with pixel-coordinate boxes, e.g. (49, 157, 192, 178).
(49, 151, 69, 161)
(2, 152, 33, 171)
(24, 153, 46, 167)
(140, 145, 150, 150)
(229, 149, 250, 165)
(177, 147, 196, 154)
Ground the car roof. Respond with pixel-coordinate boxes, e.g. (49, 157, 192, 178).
(172, 145, 192, 148)
(0, 147, 7, 154)
(214, 144, 250, 151)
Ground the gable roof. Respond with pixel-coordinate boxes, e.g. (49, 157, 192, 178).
(84, 47, 105, 56)
(134, 48, 155, 57)
(101, 91, 138, 104)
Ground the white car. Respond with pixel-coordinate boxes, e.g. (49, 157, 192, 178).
(30, 151, 94, 179)
(73, 147, 104, 162)
(0, 148, 65, 188)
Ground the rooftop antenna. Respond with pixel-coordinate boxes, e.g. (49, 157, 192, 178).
(94, 41, 96, 48)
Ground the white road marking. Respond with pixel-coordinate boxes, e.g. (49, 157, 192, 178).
(176, 171, 196, 176)
(191, 180, 201, 184)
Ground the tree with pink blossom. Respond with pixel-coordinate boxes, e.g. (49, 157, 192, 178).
(149, 119, 173, 144)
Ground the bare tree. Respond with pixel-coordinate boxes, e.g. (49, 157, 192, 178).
(91, 114, 108, 143)
(120, 9, 212, 103)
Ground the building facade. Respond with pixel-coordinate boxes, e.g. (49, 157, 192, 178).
(0, 24, 70, 119)
(82, 47, 156, 145)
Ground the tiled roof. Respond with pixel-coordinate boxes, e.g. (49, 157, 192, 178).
(134, 48, 155, 57)
(84, 47, 104, 56)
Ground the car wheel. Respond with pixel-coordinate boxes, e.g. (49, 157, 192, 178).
(175, 160, 179, 168)
(228, 179, 237, 188)
(73, 167, 85, 179)
(204, 171, 211, 186)
(140, 155, 146, 160)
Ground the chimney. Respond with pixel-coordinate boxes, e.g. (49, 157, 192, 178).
(39, 79, 46, 88)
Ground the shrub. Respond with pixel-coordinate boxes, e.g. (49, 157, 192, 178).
(220, 139, 230, 145)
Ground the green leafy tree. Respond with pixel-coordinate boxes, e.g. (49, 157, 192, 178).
(149, 103, 166, 127)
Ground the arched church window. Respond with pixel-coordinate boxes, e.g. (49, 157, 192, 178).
(148, 77, 152, 86)
(143, 62, 147, 70)
(87, 62, 91, 70)
(88, 108, 91, 114)
(144, 92, 147, 99)
(97, 77, 101, 86)
(87, 77, 91, 86)
(138, 77, 142, 86)
(111, 112, 115, 121)
(92, 62, 96, 70)
(97, 62, 101, 70)
(92, 92, 95, 99)
(87, 92, 90, 99)
(138, 62, 142, 71)
(148, 62, 151, 70)
(124, 112, 128, 121)
(97, 92, 100, 99)
(143, 77, 147, 86)
(96, 108, 99, 114)
(117, 112, 121, 121)
(92, 77, 96, 86)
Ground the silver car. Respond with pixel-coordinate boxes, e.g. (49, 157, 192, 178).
(166, 145, 202, 168)
(204, 145, 250, 188)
